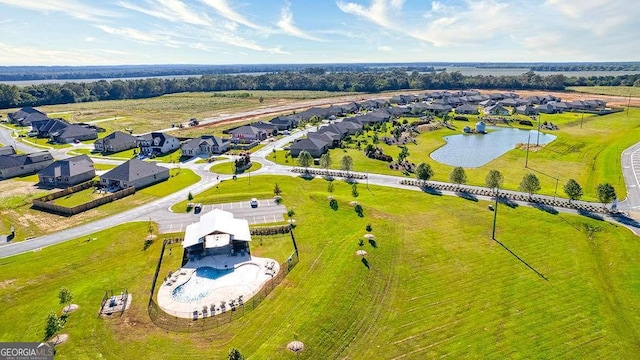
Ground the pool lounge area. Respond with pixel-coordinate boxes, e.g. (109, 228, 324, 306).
(157, 254, 280, 319)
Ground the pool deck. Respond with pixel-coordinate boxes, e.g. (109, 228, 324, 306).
(157, 254, 280, 319)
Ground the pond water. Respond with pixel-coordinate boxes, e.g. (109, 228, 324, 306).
(430, 126, 557, 168)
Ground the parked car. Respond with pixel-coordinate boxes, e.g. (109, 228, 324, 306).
(250, 198, 258, 208)
(193, 203, 203, 214)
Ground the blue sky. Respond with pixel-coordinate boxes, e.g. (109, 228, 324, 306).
(0, 0, 638, 66)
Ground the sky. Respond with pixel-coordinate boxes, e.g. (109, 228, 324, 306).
(0, 0, 638, 66)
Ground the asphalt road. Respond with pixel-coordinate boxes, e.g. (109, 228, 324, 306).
(2, 116, 640, 259)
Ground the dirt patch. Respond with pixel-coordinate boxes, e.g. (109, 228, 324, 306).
(0, 279, 16, 289)
(481, 89, 640, 108)
(515, 143, 545, 152)
(0, 180, 44, 198)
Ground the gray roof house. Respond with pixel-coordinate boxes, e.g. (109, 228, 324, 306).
(181, 135, 230, 157)
(484, 104, 510, 116)
(516, 105, 538, 116)
(100, 158, 169, 190)
(138, 132, 180, 155)
(535, 103, 558, 114)
(269, 115, 300, 130)
(8, 107, 49, 126)
(455, 104, 479, 115)
(228, 125, 268, 142)
(38, 154, 95, 187)
(51, 124, 98, 144)
(290, 137, 329, 158)
(0, 151, 54, 179)
(309, 130, 341, 148)
(31, 118, 69, 138)
(94, 131, 139, 153)
(0, 146, 16, 156)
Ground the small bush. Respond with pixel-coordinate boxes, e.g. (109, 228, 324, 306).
(354, 204, 364, 217)
(366, 223, 372, 232)
(358, 239, 364, 246)
(329, 198, 338, 211)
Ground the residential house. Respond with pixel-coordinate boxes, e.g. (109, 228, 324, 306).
(535, 103, 558, 114)
(269, 115, 300, 130)
(0, 151, 54, 179)
(94, 131, 139, 153)
(455, 104, 479, 115)
(484, 104, 510, 116)
(51, 124, 98, 143)
(308, 131, 341, 148)
(138, 132, 180, 155)
(479, 99, 496, 108)
(0, 146, 15, 156)
(251, 121, 278, 136)
(425, 103, 453, 115)
(31, 118, 69, 138)
(228, 125, 268, 142)
(38, 154, 95, 187)
(290, 137, 329, 158)
(100, 158, 169, 190)
(516, 105, 538, 116)
(498, 98, 520, 107)
(181, 135, 230, 157)
(8, 107, 49, 126)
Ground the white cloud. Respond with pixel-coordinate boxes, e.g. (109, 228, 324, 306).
(336, 0, 405, 28)
(95, 25, 182, 48)
(85, 37, 97, 42)
(377, 45, 392, 52)
(0, 42, 116, 65)
(200, 0, 264, 30)
(0, 0, 116, 21)
(119, 0, 212, 26)
(277, 2, 324, 41)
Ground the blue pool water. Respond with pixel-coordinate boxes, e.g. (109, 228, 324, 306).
(171, 267, 231, 303)
(430, 127, 557, 168)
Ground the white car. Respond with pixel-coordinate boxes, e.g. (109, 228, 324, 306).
(250, 198, 258, 208)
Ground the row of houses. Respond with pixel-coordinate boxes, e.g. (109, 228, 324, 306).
(0, 145, 169, 191)
(289, 109, 397, 158)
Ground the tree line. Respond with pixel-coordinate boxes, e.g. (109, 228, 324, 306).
(1, 69, 639, 109)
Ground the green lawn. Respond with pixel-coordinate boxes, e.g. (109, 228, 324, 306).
(568, 86, 640, 98)
(1, 175, 640, 359)
(209, 161, 263, 175)
(271, 109, 640, 201)
(52, 187, 103, 207)
(0, 168, 199, 240)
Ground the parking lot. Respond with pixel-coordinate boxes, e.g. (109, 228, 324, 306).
(159, 199, 287, 233)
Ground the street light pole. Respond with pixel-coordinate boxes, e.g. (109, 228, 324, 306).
(553, 178, 559, 201)
(536, 114, 541, 146)
(525, 133, 531, 168)
(492, 190, 499, 240)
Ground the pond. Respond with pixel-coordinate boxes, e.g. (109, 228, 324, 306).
(430, 126, 557, 168)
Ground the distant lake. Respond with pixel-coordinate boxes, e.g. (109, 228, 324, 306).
(441, 66, 640, 77)
(430, 126, 557, 168)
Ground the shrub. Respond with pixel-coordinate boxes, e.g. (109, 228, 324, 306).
(354, 204, 364, 217)
(366, 223, 372, 232)
(329, 198, 338, 211)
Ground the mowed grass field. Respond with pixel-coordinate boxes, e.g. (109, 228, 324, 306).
(568, 86, 640, 98)
(269, 108, 640, 201)
(0, 168, 200, 240)
(2, 175, 639, 359)
(0, 91, 360, 135)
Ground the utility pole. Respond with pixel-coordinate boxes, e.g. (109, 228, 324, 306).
(580, 112, 584, 129)
(492, 191, 499, 240)
(553, 178, 559, 202)
(536, 114, 541, 146)
(525, 133, 531, 168)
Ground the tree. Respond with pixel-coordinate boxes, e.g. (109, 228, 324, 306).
(327, 180, 334, 194)
(340, 155, 353, 173)
(44, 312, 64, 341)
(563, 179, 583, 202)
(187, 192, 193, 201)
(398, 146, 409, 162)
(297, 150, 312, 171)
(287, 209, 295, 222)
(228, 348, 245, 360)
(319, 152, 332, 170)
(449, 167, 467, 189)
(485, 170, 504, 194)
(519, 173, 541, 197)
(273, 183, 282, 197)
(351, 183, 359, 199)
(59, 287, 73, 313)
(596, 183, 616, 213)
(415, 162, 434, 185)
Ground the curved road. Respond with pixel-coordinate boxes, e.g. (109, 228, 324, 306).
(1, 117, 639, 259)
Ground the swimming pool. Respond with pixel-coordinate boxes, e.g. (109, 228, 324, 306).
(171, 267, 231, 303)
